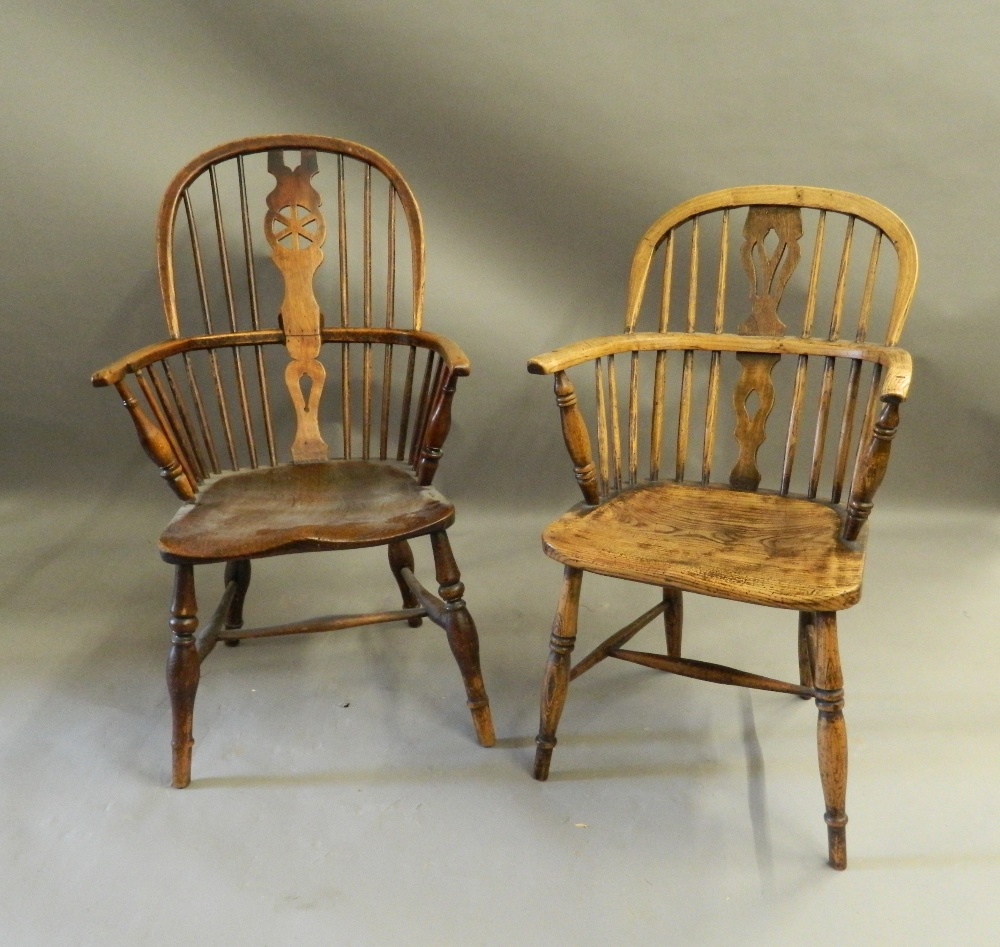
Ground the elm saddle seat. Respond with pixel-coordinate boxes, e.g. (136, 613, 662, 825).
(528, 186, 917, 870)
(543, 481, 866, 611)
(93, 136, 494, 788)
(159, 461, 454, 562)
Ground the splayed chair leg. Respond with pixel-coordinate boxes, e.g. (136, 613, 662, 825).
(223, 559, 251, 646)
(798, 610, 815, 696)
(813, 610, 847, 869)
(167, 563, 200, 788)
(534, 566, 583, 781)
(429, 531, 494, 747)
(663, 586, 683, 658)
(389, 540, 423, 627)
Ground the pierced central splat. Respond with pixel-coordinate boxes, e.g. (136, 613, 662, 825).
(265, 150, 329, 462)
(271, 204, 321, 249)
(738, 205, 803, 336)
(730, 206, 804, 490)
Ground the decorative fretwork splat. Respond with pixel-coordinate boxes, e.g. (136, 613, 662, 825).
(730, 206, 804, 490)
(265, 149, 329, 462)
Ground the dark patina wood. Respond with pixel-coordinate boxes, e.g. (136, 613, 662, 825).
(529, 186, 917, 869)
(93, 136, 494, 787)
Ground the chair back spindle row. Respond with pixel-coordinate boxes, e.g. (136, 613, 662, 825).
(126, 136, 436, 486)
(557, 188, 916, 511)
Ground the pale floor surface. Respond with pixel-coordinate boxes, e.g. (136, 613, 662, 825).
(1, 478, 998, 946)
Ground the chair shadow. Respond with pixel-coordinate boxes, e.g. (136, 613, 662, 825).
(740, 690, 775, 893)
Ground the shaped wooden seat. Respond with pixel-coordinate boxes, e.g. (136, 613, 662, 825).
(93, 136, 494, 787)
(543, 481, 865, 611)
(529, 186, 918, 869)
(160, 461, 454, 562)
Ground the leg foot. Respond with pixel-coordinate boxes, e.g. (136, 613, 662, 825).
(814, 611, 847, 869)
(167, 564, 200, 788)
(389, 540, 422, 627)
(533, 567, 582, 781)
(430, 531, 494, 746)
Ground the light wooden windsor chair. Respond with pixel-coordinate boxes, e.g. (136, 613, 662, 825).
(528, 186, 917, 869)
(93, 135, 494, 787)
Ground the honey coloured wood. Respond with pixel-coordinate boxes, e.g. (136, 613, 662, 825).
(528, 186, 917, 870)
(93, 136, 493, 786)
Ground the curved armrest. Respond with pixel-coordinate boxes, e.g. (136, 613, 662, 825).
(93, 327, 470, 387)
(529, 332, 911, 402)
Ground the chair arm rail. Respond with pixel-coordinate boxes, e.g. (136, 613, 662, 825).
(93, 328, 470, 387)
(528, 332, 911, 402)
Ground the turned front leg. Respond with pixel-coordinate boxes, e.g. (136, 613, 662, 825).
(813, 611, 848, 869)
(167, 563, 200, 788)
(534, 566, 583, 781)
(430, 531, 495, 747)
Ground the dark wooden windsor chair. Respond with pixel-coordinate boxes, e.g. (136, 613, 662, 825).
(93, 135, 494, 786)
(528, 186, 917, 869)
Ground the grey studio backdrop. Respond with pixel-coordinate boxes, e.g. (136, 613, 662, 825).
(1, 2, 998, 945)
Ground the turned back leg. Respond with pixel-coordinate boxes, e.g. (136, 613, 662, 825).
(663, 586, 682, 658)
(389, 540, 423, 627)
(798, 610, 815, 696)
(223, 559, 251, 647)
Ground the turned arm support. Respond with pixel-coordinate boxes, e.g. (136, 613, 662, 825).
(112, 378, 195, 500)
(842, 395, 903, 541)
(414, 366, 462, 486)
(545, 371, 600, 505)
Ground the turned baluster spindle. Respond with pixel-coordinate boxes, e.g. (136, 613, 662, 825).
(116, 380, 194, 500)
(138, 368, 197, 488)
(161, 361, 207, 482)
(843, 397, 900, 541)
(416, 370, 457, 486)
(409, 353, 440, 467)
(553, 372, 600, 505)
